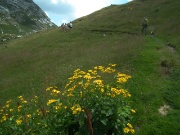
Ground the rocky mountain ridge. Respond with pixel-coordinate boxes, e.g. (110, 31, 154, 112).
(0, 0, 57, 41)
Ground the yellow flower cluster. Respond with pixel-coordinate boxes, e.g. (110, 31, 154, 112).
(93, 79, 104, 87)
(16, 119, 22, 125)
(61, 64, 132, 101)
(71, 104, 84, 114)
(94, 65, 116, 73)
(0, 99, 26, 123)
(123, 123, 135, 134)
(84, 73, 95, 80)
(0, 64, 136, 134)
(17, 105, 22, 112)
(116, 73, 131, 83)
(18, 96, 27, 104)
(109, 88, 131, 98)
(0, 100, 13, 118)
(46, 86, 61, 96)
(1, 115, 7, 122)
(65, 65, 117, 93)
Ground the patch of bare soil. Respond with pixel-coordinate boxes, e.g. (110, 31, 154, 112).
(166, 43, 176, 53)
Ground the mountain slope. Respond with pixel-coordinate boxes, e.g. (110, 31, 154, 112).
(0, 0, 179, 134)
(74, 0, 180, 36)
(0, 0, 56, 40)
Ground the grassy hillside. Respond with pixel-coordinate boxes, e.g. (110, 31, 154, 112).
(0, 0, 179, 134)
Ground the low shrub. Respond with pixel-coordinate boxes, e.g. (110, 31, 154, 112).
(0, 64, 135, 135)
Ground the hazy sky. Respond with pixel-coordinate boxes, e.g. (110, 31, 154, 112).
(33, 0, 133, 26)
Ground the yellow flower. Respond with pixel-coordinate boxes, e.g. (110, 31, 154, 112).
(84, 73, 93, 80)
(2, 116, 6, 121)
(18, 105, 22, 112)
(9, 109, 13, 112)
(51, 89, 61, 96)
(54, 103, 62, 110)
(72, 75, 79, 79)
(93, 80, 103, 86)
(131, 109, 136, 113)
(100, 88, 104, 93)
(54, 106, 59, 110)
(78, 81, 83, 85)
(109, 63, 117, 67)
(16, 119, 22, 125)
(27, 114, 31, 118)
(88, 70, 93, 72)
(127, 123, 133, 129)
(127, 93, 131, 97)
(67, 93, 74, 97)
(46, 87, 53, 91)
(111, 88, 117, 92)
(111, 94, 116, 98)
(98, 66, 104, 70)
(71, 104, 82, 114)
(123, 127, 130, 133)
(130, 129, 135, 134)
(125, 123, 135, 134)
(107, 92, 111, 96)
(74, 68, 80, 73)
(6, 100, 12, 104)
(65, 83, 70, 88)
(18, 105, 22, 109)
(18, 96, 23, 99)
(117, 78, 127, 83)
(47, 99, 58, 105)
(22, 100, 27, 104)
(103, 67, 116, 73)
(78, 71, 86, 75)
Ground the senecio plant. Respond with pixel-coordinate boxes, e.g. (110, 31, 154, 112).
(0, 64, 136, 135)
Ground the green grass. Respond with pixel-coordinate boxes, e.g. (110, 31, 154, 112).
(127, 36, 180, 134)
(0, 0, 179, 134)
(0, 28, 144, 101)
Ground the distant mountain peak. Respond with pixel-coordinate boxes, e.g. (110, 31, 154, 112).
(0, 0, 57, 38)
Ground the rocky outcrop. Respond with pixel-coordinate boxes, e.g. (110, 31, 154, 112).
(0, 0, 56, 38)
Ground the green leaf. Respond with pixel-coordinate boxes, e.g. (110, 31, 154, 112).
(106, 109, 113, 116)
(101, 110, 106, 114)
(100, 119, 107, 125)
(117, 119, 121, 124)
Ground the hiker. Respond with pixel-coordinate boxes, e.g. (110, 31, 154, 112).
(141, 17, 148, 34)
(61, 23, 65, 30)
(65, 23, 67, 29)
(69, 21, 73, 29)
